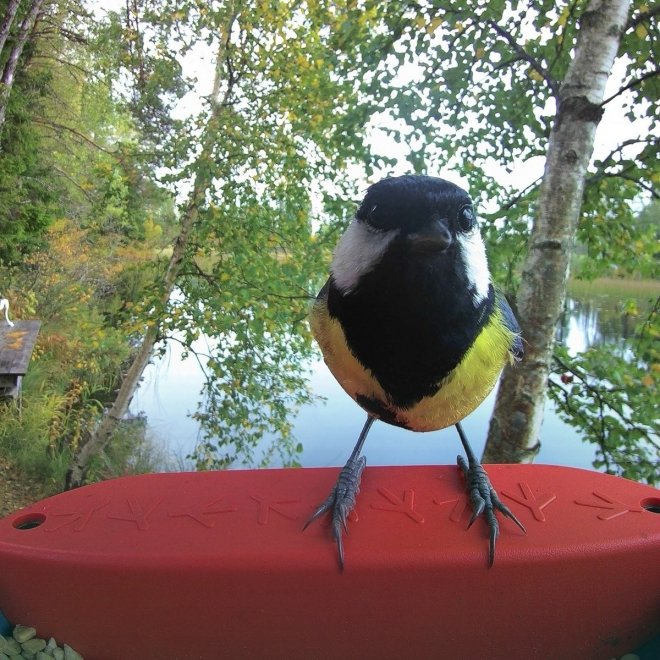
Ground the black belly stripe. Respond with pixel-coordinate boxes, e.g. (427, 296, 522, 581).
(326, 246, 495, 408)
(355, 394, 412, 428)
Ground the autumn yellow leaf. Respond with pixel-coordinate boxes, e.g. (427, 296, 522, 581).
(528, 68, 544, 82)
(427, 16, 443, 35)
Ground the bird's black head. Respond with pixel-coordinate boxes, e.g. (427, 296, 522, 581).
(330, 174, 489, 301)
(355, 175, 477, 251)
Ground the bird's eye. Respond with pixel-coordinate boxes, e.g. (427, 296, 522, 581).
(458, 205, 476, 232)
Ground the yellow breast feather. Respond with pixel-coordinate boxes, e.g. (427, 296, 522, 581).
(401, 308, 518, 431)
(311, 299, 518, 433)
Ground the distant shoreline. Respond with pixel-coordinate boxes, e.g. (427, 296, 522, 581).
(568, 277, 660, 297)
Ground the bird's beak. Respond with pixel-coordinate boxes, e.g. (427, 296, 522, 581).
(407, 219, 452, 253)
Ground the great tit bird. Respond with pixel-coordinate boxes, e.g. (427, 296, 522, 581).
(304, 174, 525, 569)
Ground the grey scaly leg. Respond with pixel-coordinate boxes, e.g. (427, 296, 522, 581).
(304, 415, 375, 570)
(455, 422, 526, 566)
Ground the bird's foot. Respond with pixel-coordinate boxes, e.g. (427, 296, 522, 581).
(303, 454, 366, 570)
(457, 455, 526, 566)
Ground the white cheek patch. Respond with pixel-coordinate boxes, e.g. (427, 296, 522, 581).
(456, 228, 491, 305)
(330, 219, 398, 294)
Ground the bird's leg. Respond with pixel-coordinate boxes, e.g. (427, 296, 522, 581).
(303, 415, 375, 570)
(455, 422, 526, 566)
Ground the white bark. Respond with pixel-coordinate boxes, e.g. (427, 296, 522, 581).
(0, 0, 44, 138)
(484, 0, 632, 462)
(0, 0, 23, 58)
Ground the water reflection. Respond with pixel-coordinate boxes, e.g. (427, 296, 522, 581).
(557, 296, 638, 353)
(130, 286, 657, 473)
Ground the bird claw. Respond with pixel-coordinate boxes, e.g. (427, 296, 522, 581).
(457, 454, 526, 567)
(303, 454, 366, 571)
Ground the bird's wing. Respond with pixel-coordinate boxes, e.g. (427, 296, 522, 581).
(315, 278, 330, 303)
(309, 277, 335, 357)
(495, 291, 524, 360)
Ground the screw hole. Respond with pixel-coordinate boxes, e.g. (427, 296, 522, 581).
(12, 513, 46, 530)
(641, 498, 660, 514)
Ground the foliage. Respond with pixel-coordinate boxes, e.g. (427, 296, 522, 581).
(86, 415, 174, 482)
(549, 297, 659, 484)
(1, 0, 658, 486)
(351, 0, 658, 468)
(0, 0, 176, 263)
(576, 180, 659, 279)
(0, 61, 57, 262)
(0, 397, 70, 493)
(355, 0, 658, 288)
(78, 0, 414, 471)
(0, 214, 161, 486)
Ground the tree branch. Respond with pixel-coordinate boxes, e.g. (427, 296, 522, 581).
(548, 379, 609, 463)
(31, 117, 119, 157)
(586, 169, 660, 199)
(30, 53, 98, 81)
(602, 67, 660, 106)
(598, 138, 659, 176)
(587, 136, 660, 197)
(36, 22, 88, 46)
(498, 176, 543, 212)
(549, 0, 581, 73)
(616, 173, 660, 199)
(485, 19, 561, 101)
(552, 353, 660, 450)
(51, 165, 97, 201)
(182, 260, 316, 303)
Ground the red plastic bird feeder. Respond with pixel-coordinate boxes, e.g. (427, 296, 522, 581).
(0, 464, 659, 659)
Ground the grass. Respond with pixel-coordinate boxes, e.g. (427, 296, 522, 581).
(568, 277, 660, 299)
(0, 394, 71, 499)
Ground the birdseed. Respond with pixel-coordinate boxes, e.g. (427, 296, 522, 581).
(0, 626, 83, 660)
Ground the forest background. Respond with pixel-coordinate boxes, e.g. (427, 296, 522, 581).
(0, 0, 657, 505)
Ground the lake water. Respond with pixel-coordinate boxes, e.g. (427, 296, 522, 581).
(129, 284, 654, 473)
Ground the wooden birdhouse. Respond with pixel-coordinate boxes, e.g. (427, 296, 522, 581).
(0, 321, 41, 399)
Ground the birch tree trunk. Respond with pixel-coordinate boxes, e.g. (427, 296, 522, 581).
(0, 0, 44, 139)
(65, 9, 237, 489)
(483, 0, 632, 462)
(0, 0, 22, 57)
